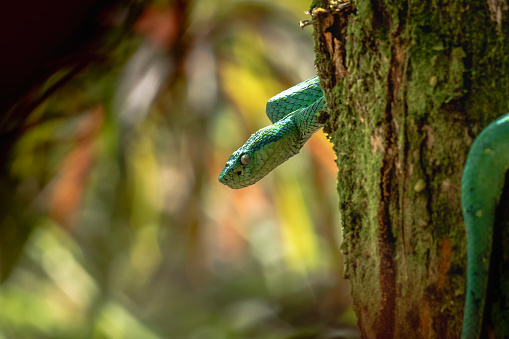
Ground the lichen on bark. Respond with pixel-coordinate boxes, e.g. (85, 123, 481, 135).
(311, 0, 509, 337)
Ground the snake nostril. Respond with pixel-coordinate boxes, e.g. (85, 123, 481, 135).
(236, 171, 242, 176)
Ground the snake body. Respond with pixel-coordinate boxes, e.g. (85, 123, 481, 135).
(218, 77, 509, 338)
(461, 113, 509, 338)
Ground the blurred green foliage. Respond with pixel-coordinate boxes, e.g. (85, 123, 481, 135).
(0, 0, 358, 338)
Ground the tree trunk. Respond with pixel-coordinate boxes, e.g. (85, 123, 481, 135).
(311, 0, 509, 337)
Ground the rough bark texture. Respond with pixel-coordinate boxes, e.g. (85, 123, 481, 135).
(311, 0, 509, 338)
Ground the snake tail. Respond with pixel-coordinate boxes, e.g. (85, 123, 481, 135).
(461, 113, 509, 339)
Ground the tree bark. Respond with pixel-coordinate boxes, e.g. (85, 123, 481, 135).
(311, 0, 509, 337)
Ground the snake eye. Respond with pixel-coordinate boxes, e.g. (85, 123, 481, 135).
(240, 153, 251, 165)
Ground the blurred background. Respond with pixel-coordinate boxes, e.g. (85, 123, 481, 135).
(0, 0, 358, 338)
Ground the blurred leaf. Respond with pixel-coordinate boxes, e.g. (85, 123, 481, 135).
(0, 0, 355, 338)
(49, 107, 104, 228)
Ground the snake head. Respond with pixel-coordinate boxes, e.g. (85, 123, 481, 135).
(218, 118, 300, 189)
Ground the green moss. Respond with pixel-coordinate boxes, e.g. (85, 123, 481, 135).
(313, 0, 509, 335)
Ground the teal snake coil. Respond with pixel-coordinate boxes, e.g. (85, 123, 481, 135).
(460, 113, 509, 338)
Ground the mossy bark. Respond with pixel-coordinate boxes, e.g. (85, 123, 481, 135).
(311, 0, 509, 337)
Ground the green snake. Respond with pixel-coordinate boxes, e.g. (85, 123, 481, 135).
(218, 76, 324, 189)
(218, 76, 509, 338)
(461, 112, 509, 338)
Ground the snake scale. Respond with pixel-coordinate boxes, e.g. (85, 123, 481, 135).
(218, 76, 509, 338)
